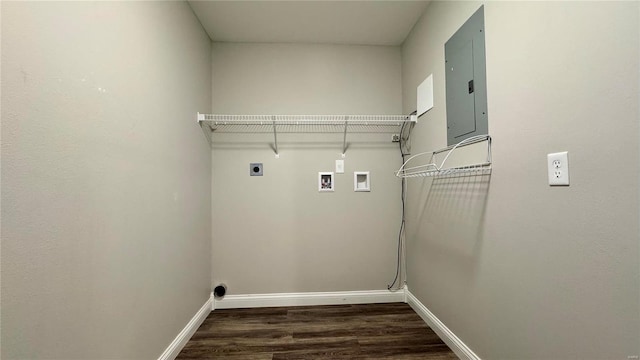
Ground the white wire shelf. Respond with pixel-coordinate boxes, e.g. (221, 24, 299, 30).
(396, 135, 492, 178)
(197, 113, 417, 156)
(198, 114, 415, 133)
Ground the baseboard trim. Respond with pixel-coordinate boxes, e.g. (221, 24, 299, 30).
(406, 290, 481, 360)
(158, 295, 212, 360)
(214, 289, 405, 309)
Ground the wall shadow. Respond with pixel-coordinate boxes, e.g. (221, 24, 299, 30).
(414, 171, 492, 261)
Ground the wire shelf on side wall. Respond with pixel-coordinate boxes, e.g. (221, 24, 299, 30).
(395, 135, 492, 178)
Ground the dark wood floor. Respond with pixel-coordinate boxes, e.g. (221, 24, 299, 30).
(177, 302, 458, 359)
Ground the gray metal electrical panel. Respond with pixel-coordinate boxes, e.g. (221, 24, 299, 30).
(445, 6, 488, 146)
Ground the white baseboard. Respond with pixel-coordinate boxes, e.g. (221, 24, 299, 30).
(158, 295, 212, 360)
(406, 290, 480, 360)
(214, 289, 405, 309)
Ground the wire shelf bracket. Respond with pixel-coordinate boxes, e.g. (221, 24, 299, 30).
(197, 113, 418, 157)
(395, 135, 492, 178)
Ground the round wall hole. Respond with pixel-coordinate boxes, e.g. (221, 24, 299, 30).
(213, 284, 227, 300)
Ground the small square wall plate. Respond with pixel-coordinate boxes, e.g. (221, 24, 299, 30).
(318, 172, 334, 192)
(354, 171, 370, 192)
(250, 163, 263, 176)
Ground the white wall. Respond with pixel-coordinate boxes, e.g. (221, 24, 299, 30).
(212, 43, 402, 115)
(402, 1, 639, 359)
(1, 2, 212, 359)
(211, 43, 404, 294)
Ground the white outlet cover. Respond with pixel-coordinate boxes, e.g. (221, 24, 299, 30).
(547, 151, 569, 186)
(335, 160, 344, 174)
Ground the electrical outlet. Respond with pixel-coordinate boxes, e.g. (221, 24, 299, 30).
(335, 159, 344, 174)
(547, 152, 569, 186)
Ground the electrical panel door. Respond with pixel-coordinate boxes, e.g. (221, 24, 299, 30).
(445, 6, 488, 146)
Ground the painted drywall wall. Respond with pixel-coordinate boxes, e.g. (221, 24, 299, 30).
(1, 2, 212, 359)
(402, 1, 639, 359)
(211, 43, 404, 294)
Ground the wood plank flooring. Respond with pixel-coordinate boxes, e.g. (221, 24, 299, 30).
(177, 303, 458, 359)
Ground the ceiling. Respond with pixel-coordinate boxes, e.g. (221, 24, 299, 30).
(188, 1, 431, 46)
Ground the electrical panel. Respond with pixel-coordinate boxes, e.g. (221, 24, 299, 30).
(445, 6, 488, 146)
